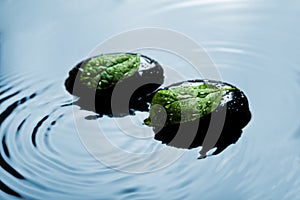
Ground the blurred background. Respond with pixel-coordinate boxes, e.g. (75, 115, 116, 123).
(1, 0, 298, 76)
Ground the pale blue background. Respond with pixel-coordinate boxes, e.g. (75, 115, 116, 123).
(1, 0, 300, 199)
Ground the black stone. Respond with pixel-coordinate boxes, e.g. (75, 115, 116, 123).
(150, 80, 251, 158)
(64, 53, 164, 117)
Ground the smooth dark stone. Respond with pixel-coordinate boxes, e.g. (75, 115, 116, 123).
(150, 80, 251, 158)
(65, 53, 164, 117)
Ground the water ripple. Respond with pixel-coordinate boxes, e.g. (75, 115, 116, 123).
(1, 39, 300, 199)
(1, 4, 300, 198)
(152, 0, 249, 14)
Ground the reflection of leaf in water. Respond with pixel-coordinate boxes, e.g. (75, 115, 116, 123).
(80, 54, 140, 90)
(145, 84, 235, 127)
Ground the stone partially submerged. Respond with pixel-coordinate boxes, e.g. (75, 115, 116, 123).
(144, 80, 251, 158)
(65, 53, 164, 116)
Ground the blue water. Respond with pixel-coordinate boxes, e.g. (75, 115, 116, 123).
(1, 0, 300, 199)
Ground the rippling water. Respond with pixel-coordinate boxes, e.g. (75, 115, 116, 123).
(1, 0, 300, 199)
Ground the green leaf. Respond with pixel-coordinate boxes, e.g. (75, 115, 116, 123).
(144, 84, 234, 127)
(80, 54, 140, 90)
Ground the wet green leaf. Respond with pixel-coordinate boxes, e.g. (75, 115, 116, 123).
(145, 84, 234, 126)
(80, 54, 140, 90)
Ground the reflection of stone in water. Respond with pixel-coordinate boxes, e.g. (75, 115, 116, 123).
(148, 80, 251, 158)
(64, 53, 164, 117)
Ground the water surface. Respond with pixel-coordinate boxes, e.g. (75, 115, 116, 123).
(1, 0, 300, 199)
